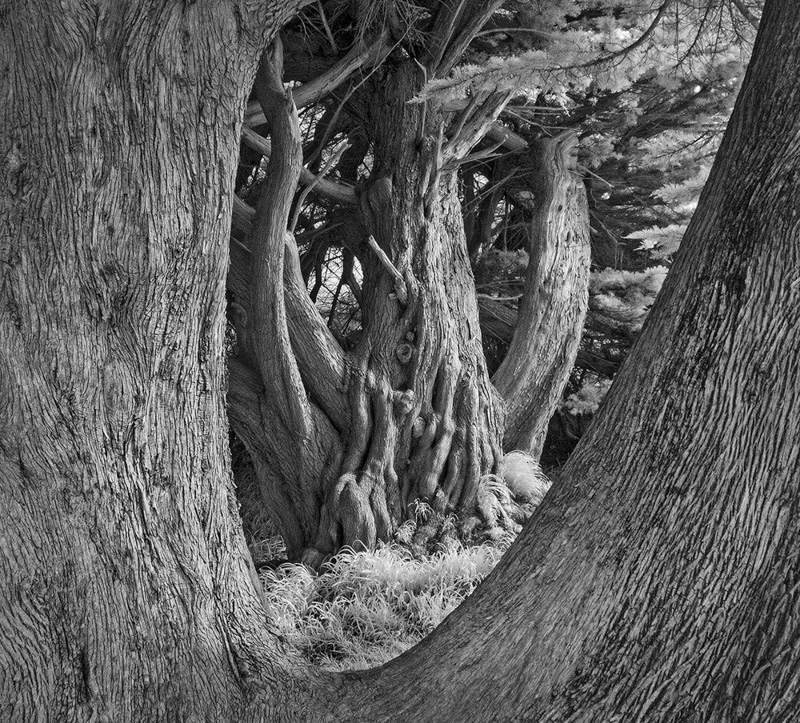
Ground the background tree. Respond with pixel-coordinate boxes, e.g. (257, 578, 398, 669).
(228, 0, 591, 563)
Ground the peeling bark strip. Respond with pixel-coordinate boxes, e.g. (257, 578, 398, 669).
(0, 2, 328, 720)
(492, 132, 591, 457)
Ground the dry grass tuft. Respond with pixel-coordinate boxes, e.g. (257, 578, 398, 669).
(500, 451, 551, 505)
(260, 542, 503, 671)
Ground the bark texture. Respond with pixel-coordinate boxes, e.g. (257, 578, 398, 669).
(319, 1, 800, 719)
(492, 132, 591, 457)
(0, 3, 329, 721)
(227, 2, 587, 560)
(7, 1, 799, 721)
(228, 59, 509, 562)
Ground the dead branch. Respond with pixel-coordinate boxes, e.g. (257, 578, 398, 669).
(366, 235, 408, 305)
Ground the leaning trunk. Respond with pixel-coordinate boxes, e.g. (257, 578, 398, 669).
(492, 132, 591, 457)
(323, 1, 800, 719)
(0, 3, 326, 720)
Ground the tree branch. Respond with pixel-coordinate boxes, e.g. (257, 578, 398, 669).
(427, 0, 471, 71)
(289, 138, 351, 232)
(248, 53, 313, 441)
(730, 0, 760, 30)
(240, 126, 357, 205)
(244, 32, 391, 125)
(366, 235, 408, 305)
(484, 122, 527, 152)
(229, 198, 349, 432)
(434, 0, 505, 76)
(575, 0, 676, 69)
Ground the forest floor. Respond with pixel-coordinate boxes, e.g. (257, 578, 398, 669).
(255, 534, 511, 671)
(235, 445, 548, 671)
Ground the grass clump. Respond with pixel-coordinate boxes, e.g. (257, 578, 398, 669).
(260, 542, 504, 671)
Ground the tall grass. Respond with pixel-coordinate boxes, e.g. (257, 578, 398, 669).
(260, 541, 506, 671)
(251, 450, 550, 671)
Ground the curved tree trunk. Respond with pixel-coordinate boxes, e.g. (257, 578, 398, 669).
(322, 1, 800, 718)
(492, 132, 591, 457)
(0, 3, 329, 720)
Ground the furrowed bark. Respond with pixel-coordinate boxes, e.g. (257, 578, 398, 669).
(308, 62, 507, 553)
(229, 228, 350, 431)
(232, 55, 516, 558)
(0, 2, 330, 719)
(6, 1, 800, 722)
(493, 132, 591, 457)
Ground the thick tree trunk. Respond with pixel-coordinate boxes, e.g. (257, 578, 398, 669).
(492, 132, 591, 457)
(228, 61, 509, 562)
(0, 3, 328, 720)
(321, 1, 800, 718)
(334, 62, 505, 537)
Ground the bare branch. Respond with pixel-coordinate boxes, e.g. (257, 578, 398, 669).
(316, 0, 338, 52)
(484, 122, 527, 152)
(427, 0, 471, 71)
(435, 0, 505, 76)
(289, 138, 351, 233)
(366, 235, 408, 305)
(443, 91, 513, 163)
(241, 125, 357, 205)
(575, 0, 676, 69)
(244, 32, 390, 124)
(443, 139, 505, 172)
(730, 0, 760, 30)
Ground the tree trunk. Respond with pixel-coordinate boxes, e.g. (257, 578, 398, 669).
(0, 3, 328, 720)
(228, 60, 510, 562)
(321, 1, 800, 718)
(228, 17, 590, 560)
(492, 132, 591, 457)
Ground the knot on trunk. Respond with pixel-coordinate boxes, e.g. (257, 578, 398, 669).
(393, 388, 415, 414)
(396, 343, 414, 364)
